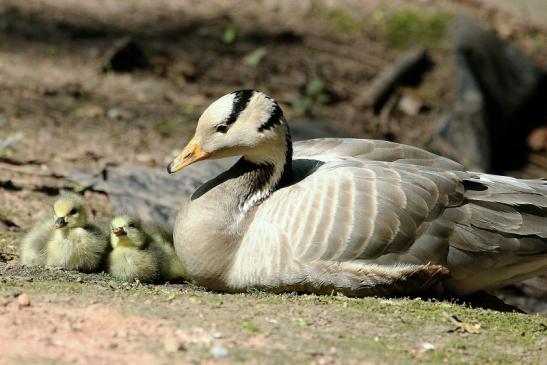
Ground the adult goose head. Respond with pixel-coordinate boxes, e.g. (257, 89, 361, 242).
(168, 90, 292, 195)
(167, 90, 547, 297)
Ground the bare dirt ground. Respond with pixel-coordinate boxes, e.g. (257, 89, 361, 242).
(1, 1, 546, 364)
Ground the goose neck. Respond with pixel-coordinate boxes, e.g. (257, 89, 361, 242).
(236, 130, 293, 213)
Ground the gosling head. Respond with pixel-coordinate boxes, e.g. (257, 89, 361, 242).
(53, 193, 88, 230)
(110, 215, 147, 249)
(167, 90, 290, 173)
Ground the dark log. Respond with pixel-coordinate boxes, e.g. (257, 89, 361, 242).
(358, 47, 432, 113)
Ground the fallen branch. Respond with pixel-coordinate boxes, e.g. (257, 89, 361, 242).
(377, 94, 399, 135)
(358, 47, 432, 113)
(443, 312, 481, 334)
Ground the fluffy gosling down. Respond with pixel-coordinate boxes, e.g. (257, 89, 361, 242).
(108, 215, 186, 283)
(20, 193, 109, 272)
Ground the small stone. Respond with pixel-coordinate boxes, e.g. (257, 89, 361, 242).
(163, 337, 185, 353)
(412, 341, 436, 358)
(18, 293, 30, 308)
(74, 105, 105, 119)
(75, 277, 82, 283)
(398, 95, 422, 116)
(210, 345, 229, 359)
(107, 108, 121, 120)
(107, 108, 131, 120)
(136, 154, 155, 164)
(211, 331, 223, 339)
(115, 329, 128, 339)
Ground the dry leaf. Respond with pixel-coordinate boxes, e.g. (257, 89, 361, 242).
(443, 312, 481, 334)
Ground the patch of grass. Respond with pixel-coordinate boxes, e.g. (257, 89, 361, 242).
(155, 118, 183, 136)
(0, 147, 14, 157)
(532, 34, 546, 52)
(242, 319, 261, 333)
(0, 207, 23, 225)
(44, 45, 57, 57)
(383, 10, 451, 48)
(0, 231, 19, 256)
(243, 47, 268, 67)
(1, 262, 545, 364)
(178, 103, 197, 118)
(221, 24, 238, 44)
(292, 79, 331, 116)
(294, 318, 307, 328)
(322, 7, 362, 34)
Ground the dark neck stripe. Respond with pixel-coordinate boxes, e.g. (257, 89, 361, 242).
(225, 89, 254, 126)
(240, 123, 293, 193)
(258, 102, 283, 132)
(276, 124, 293, 189)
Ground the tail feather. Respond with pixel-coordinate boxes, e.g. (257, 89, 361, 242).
(464, 174, 547, 207)
(444, 173, 547, 293)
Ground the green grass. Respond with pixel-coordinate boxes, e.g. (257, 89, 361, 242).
(1, 275, 545, 364)
(383, 10, 451, 48)
(323, 7, 362, 34)
(1, 230, 545, 365)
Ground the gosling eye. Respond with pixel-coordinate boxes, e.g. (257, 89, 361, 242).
(215, 124, 228, 134)
(70, 208, 78, 215)
(128, 223, 136, 228)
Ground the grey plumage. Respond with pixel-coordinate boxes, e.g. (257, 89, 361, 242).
(168, 90, 547, 297)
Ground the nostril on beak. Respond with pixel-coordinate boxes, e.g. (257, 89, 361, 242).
(54, 217, 67, 229)
(112, 227, 126, 236)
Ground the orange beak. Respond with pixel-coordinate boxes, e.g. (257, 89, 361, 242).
(167, 136, 210, 174)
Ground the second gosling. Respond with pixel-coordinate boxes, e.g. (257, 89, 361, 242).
(108, 215, 186, 283)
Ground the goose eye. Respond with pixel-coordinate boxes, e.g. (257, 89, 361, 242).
(70, 208, 78, 215)
(215, 124, 228, 134)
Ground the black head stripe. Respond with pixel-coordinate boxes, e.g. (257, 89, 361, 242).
(258, 102, 283, 132)
(225, 89, 255, 126)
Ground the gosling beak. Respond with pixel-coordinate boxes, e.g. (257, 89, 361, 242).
(112, 227, 126, 237)
(54, 217, 67, 229)
(167, 136, 210, 174)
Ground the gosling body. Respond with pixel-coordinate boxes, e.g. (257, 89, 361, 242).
(21, 193, 108, 271)
(20, 220, 52, 266)
(108, 215, 185, 283)
(46, 224, 108, 272)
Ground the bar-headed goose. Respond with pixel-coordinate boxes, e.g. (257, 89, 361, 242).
(167, 90, 547, 296)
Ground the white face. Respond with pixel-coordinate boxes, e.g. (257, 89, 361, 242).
(194, 91, 284, 159)
(166, 90, 289, 174)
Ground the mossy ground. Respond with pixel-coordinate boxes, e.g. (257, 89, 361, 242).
(2, 231, 546, 364)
